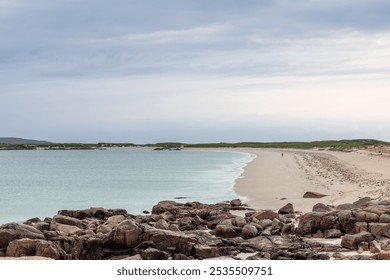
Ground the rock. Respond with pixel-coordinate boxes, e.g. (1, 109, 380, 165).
(152, 201, 181, 215)
(179, 217, 196, 231)
(324, 229, 343, 239)
(278, 203, 294, 214)
(174, 253, 192, 260)
(336, 203, 354, 211)
(371, 252, 390, 260)
(341, 231, 373, 250)
(143, 227, 181, 250)
(123, 254, 143, 260)
(53, 214, 84, 229)
(337, 210, 357, 234)
(193, 244, 219, 258)
(252, 210, 280, 221)
(319, 213, 338, 232)
(354, 211, 379, 223)
(242, 224, 258, 239)
(230, 199, 242, 207)
(303, 192, 327, 198)
(258, 219, 273, 229)
(141, 248, 165, 260)
(233, 216, 247, 228)
(57, 209, 91, 220)
(32, 222, 50, 233)
(354, 222, 368, 233)
(369, 240, 381, 253)
(50, 222, 83, 235)
(352, 197, 372, 208)
(214, 225, 242, 238)
(312, 203, 332, 212)
(0, 223, 46, 248)
(296, 212, 325, 236)
(155, 219, 170, 230)
(369, 223, 390, 238)
(358, 242, 369, 252)
(379, 214, 390, 223)
(6, 238, 62, 259)
(105, 215, 126, 226)
(96, 224, 112, 234)
(113, 220, 143, 248)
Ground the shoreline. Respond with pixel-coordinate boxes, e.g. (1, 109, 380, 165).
(233, 148, 390, 213)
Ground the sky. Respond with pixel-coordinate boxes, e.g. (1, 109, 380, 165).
(1, 0, 389, 143)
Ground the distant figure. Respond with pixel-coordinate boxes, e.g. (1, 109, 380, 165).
(282, 153, 283, 157)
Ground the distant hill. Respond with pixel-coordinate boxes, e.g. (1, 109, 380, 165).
(0, 137, 52, 145)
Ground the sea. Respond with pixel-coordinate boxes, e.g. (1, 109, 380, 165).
(0, 149, 255, 224)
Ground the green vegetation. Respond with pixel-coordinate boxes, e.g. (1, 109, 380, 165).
(1, 138, 389, 151)
(153, 139, 390, 151)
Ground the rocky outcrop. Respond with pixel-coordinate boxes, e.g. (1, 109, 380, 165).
(2, 197, 390, 260)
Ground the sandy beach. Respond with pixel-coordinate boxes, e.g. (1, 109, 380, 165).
(234, 148, 390, 213)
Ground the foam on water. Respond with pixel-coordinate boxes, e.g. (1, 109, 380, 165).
(0, 149, 255, 224)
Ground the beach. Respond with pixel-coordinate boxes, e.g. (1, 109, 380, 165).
(234, 149, 390, 213)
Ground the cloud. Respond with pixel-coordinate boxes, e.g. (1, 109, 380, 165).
(1, 0, 390, 142)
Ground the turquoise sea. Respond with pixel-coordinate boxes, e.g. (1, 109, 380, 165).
(0, 149, 254, 224)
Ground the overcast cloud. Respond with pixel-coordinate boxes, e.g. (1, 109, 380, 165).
(1, 0, 389, 143)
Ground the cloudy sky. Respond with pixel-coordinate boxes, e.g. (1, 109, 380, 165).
(1, 0, 389, 143)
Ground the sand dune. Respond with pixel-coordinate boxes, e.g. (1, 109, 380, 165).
(234, 149, 390, 213)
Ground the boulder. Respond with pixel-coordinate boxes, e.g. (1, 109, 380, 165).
(303, 192, 327, 198)
(113, 220, 143, 248)
(252, 210, 280, 221)
(341, 231, 373, 250)
(312, 203, 332, 212)
(354, 211, 379, 223)
(278, 203, 294, 214)
(230, 199, 242, 207)
(50, 222, 83, 235)
(296, 212, 325, 236)
(0, 223, 46, 248)
(337, 210, 357, 234)
(6, 238, 62, 259)
(155, 219, 170, 230)
(143, 227, 181, 250)
(53, 214, 84, 229)
(371, 252, 390, 260)
(105, 215, 126, 227)
(242, 224, 258, 239)
(352, 197, 372, 208)
(319, 213, 339, 232)
(369, 223, 390, 238)
(214, 225, 242, 238)
(324, 229, 343, 239)
(57, 209, 92, 220)
(193, 244, 219, 258)
(152, 201, 181, 215)
(141, 248, 165, 260)
(233, 216, 247, 228)
(379, 214, 390, 223)
(336, 203, 354, 211)
(370, 240, 381, 254)
(354, 222, 368, 233)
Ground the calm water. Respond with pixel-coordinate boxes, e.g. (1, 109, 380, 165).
(0, 149, 254, 224)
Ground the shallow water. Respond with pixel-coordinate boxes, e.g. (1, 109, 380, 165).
(0, 149, 254, 223)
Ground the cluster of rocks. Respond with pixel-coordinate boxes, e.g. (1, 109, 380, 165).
(1, 197, 390, 260)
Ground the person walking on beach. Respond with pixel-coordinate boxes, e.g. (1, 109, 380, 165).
(281, 153, 283, 157)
